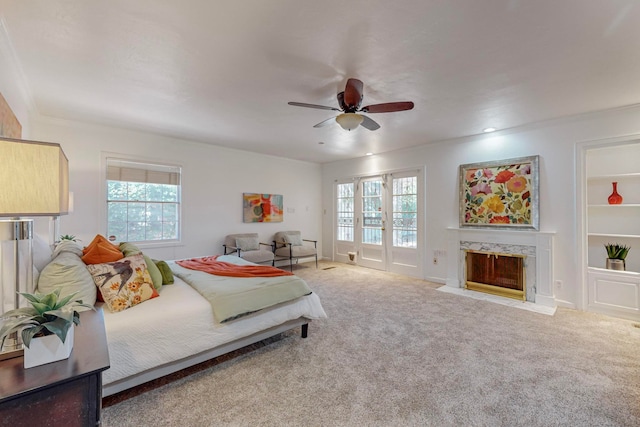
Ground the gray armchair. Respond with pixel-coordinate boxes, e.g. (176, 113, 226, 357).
(273, 231, 318, 271)
(223, 233, 275, 265)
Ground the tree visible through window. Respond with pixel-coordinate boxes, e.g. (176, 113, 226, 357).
(106, 159, 181, 243)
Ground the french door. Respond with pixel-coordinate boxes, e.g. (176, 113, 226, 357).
(358, 177, 386, 270)
(335, 169, 423, 277)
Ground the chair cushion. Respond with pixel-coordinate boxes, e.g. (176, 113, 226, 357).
(275, 245, 316, 258)
(236, 236, 260, 251)
(224, 233, 259, 249)
(283, 233, 303, 246)
(240, 249, 274, 264)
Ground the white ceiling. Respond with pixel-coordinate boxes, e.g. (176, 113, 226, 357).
(2, 1, 640, 163)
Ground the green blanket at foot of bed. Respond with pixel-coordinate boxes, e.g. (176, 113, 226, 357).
(169, 260, 312, 323)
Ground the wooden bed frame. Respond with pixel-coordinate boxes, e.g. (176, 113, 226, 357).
(103, 318, 310, 397)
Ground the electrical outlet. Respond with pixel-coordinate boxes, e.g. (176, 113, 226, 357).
(555, 280, 562, 289)
(433, 257, 438, 265)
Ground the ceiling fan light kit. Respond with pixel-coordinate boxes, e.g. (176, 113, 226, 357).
(336, 113, 364, 131)
(288, 78, 414, 131)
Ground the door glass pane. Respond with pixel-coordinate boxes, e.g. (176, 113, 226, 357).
(336, 183, 354, 241)
(392, 176, 417, 248)
(362, 180, 383, 245)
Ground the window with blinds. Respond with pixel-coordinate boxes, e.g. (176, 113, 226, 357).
(106, 158, 181, 243)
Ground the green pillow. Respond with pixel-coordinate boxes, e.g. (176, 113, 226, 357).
(144, 255, 163, 290)
(153, 259, 175, 285)
(119, 242, 142, 257)
(119, 242, 162, 290)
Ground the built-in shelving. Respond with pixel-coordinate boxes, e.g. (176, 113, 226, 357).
(588, 233, 640, 239)
(585, 142, 640, 321)
(587, 172, 640, 180)
(588, 204, 640, 207)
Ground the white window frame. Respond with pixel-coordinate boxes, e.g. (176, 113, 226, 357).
(104, 156, 182, 245)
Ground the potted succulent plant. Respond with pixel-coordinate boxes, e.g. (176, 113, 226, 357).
(0, 289, 94, 368)
(605, 243, 630, 271)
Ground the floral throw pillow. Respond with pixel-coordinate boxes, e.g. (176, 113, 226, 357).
(86, 253, 159, 312)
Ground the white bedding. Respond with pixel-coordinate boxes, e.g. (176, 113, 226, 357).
(101, 271, 326, 387)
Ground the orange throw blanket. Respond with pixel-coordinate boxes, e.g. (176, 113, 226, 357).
(176, 256, 293, 277)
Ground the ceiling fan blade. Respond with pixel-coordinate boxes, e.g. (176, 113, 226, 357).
(344, 78, 364, 110)
(313, 116, 337, 128)
(288, 102, 340, 111)
(361, 101, 414, 113)
(337, 92, 346, 111)
(360, 115, 380, 131)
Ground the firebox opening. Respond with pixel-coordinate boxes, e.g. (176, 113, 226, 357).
(465, 250, 526, 301)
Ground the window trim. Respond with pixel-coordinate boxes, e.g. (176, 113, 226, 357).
(102, 154, 183, 247)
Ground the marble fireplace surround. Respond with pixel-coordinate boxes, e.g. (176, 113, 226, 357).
(446, 228, 556, 307)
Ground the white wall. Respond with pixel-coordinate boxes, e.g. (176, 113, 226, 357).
(28, 117, 322, 261)
(321, 105, 640, 309)
(1, 29, 322, 264)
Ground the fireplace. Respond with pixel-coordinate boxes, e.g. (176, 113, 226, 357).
(465, 250, 526, 300)
(446, 228, 556, 308)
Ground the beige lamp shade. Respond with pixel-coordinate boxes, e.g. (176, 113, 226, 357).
(0, 137, 69, 216)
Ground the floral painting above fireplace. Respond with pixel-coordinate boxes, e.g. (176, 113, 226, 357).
(459, 155, 539, 230)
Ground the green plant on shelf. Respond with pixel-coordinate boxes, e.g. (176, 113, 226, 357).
(604, 243, 630, 260)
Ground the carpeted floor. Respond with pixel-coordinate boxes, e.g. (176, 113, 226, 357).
(102, 262, 640, 426)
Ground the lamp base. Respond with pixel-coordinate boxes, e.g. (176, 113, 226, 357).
(0, 331, 24, 360)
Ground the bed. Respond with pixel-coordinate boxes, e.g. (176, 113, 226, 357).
(33, 239, 326, 397)
(101, 256, 326, 396)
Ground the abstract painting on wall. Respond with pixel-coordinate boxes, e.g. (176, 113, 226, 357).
(243, 193, 284, 223)
(459, 155, 539, 230)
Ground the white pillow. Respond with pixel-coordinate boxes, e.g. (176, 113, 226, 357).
(236, 236, 260, 251)
(284, 233, 303, 246)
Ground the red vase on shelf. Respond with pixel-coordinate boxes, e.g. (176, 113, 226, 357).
(607, 182, 623, 205)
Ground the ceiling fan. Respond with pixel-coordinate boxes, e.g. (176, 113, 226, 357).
(288, 78, 414, 131)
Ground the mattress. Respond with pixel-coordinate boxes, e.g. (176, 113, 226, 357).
(101, 264, 326, 386)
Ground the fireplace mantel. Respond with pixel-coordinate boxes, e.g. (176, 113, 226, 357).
(446, 227, 556, 307)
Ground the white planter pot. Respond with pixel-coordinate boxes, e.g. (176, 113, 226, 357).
(23, 325, 74, 369)
(606, 258, 626, 271)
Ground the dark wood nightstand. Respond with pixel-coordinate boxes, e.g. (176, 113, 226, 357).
(0, 309, 110, 426)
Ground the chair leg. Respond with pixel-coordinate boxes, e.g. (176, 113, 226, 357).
(315, 254, 318, 269)
(289, 245, 294, 272)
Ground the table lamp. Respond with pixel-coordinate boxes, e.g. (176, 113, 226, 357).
(0, 137, 68, 357)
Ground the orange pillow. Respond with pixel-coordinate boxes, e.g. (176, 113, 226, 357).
(82, 234, 124, 264)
